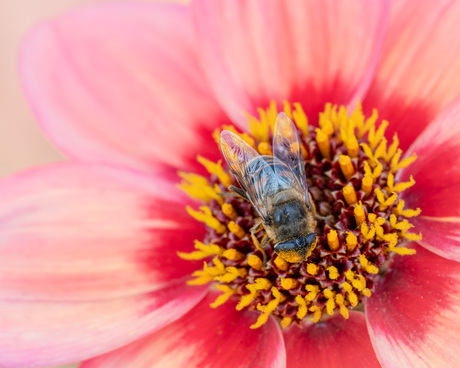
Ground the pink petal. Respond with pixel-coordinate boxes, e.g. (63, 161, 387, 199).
(81, 292, 286, 368)
(193, 0, 389, 124)
(283, 312, 380, 368)
(366, 244, 460, 368)
(363, 0, 460, 150)
(0, 163, 204, 301)
(0, 279, 207, 368)
(20, 2, 227, 174)
(399, 100, 460, 261)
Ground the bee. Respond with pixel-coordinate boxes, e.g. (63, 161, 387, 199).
(220, 112, 318, 264)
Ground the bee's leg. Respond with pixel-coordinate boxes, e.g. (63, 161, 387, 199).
(250, 220, 267, 268)
(309, 192, 333, 221)
(219, 185, 249, 201)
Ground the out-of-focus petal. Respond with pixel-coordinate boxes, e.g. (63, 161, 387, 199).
(0, 280, 207, 368)
(20, 2, 227, 174)
(399, 100, 460, 261)
(366, 244, 460, 368)
(283, 312, 380, 368)
(80, 292, 286, 368)
(0, 163, 203, 301)
(364, 0, 460, 150)
(193, 0, 389, 124)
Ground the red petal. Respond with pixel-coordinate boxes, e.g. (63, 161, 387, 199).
(81, 292, 286, 368)
(366, 244, 460, 368)
(364, 0, 460, 150)
(0, 280, 207, 368)
(20, 2, 227, 174)
(193, 0, 389, 124)
(399, 101, 460, 261)
(283, 312, 380, 368)
(0, 163, 203, 301)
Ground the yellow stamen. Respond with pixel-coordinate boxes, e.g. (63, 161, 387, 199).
(228, 221, 245, 238)
(281, 317, 293, 329)
(386, 134, 399, 162)
(363, 161, 383, 181)
(346, 232, 358, 252)
(222, 203, 238, 220)
(210, 285, 235, 308)
(309, 305, 323, 323)
(346, 136, 359, 158)
(188, 257, 225, 285)
(359, 255, 379, 274)
(283, 100, 293, 118)
(354, 202, 366, 226)
(186, 206, 226, 234)
(222, 248, 244, 261)
(345, 270, 366, 291)
(274, 256, 289, 271)
(257, 142, 272, 155)
(358, 108, 378, 138)
(362, 288, 372, 297)
(248, 254, 263, 271)
(177, 240, 223, 260)
(316, 128, 331, 159)
(339, 155, 354, 181)
(374, 188, 397, 211)
(178, 172, 220, 202)
(327, 230, 340, 251)
(340, 281, 358, 307)
(401, 231, 423, 241)
(323, 289, 336, 315)
(292, 102, 308, 136)
(305, 284, 320, 301)
(306, 263, 318, 276)
(391, 151, 417, 173)
(343, 185, 358, 206)
(361, 222, 375, 242)
(327, 266, 340, 280)
(395, 199, 421, 218)
(280, 278, 299, 290)
(335, 294, 349, 319)
(214, 266, 247, 283)
(361, 176, 373, 197)
(295, 295, 309, 320)
(197, 156, 232, 187)
(250, 287, 285, 329)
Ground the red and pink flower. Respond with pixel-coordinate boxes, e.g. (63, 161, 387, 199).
(1, 1, 459, 367)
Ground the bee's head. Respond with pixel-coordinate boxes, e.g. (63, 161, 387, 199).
(274, 232, 318, 263)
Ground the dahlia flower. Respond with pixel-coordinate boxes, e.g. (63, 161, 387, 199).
(1, 0, 459, 367)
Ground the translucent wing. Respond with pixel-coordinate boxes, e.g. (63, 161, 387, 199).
(272, 112, 310, 204)
(220, 130, 279, 221)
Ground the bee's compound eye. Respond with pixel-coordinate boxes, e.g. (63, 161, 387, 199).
(305, 232, 318, 247)
(295, 237, 307, 247)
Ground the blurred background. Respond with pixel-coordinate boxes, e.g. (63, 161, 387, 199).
(0, 1, 183, 367)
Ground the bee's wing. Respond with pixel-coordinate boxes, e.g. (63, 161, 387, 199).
(272, 112, 310, 205)
(220, 130, 279, 221)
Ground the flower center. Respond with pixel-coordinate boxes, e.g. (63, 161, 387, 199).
(178, 102, 422, 329)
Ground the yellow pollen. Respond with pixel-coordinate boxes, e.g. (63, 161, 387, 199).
(358, 108, 378, 138)
(188, 257, 225, 285)
(361, 222, 376, 242)
(340, 282, 358, 307)
(222, 248, 244, 261)
(345, 270, 366, 291)
(197, 156, 232, 187)
(389, 174, 416, 193)
(315, 128, 331, 159)
(306, 263, 318, 276)
(362, 288, 372, 297)
(280, 278, 299, 290)
(295, 295, 309, 320)
(339, 155, 354, 181)
(343, 185, 358, 206)
(214, 266, 247, 283)
(257, 142, 272, 155)
(335, 294, 349, 319)
(363, 160, 383, 181)
(178, 172, 222, 203)
(292, 102, 308, 136)
(346, 232, 358, 252)
(210, 285, 235, 308)
(391, 150, 417, 173)
(361, 176, 373, 197)
(186, 206, 226, 234)
(274, 256, 289, 271)
(177, 240, 223, 261)
(354, 202, 366, 226)
(228, 221, 245, 238)
(222, 203, 238, 220)
(250, 287, 285, 329)
(359, 255, 379, 274)
(305, 284, 320, 301)
(327, 266, 340, 280)
(247, 254, 263, 270)
(374, 188, 398, 211)
(327, 230, 340, 251)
